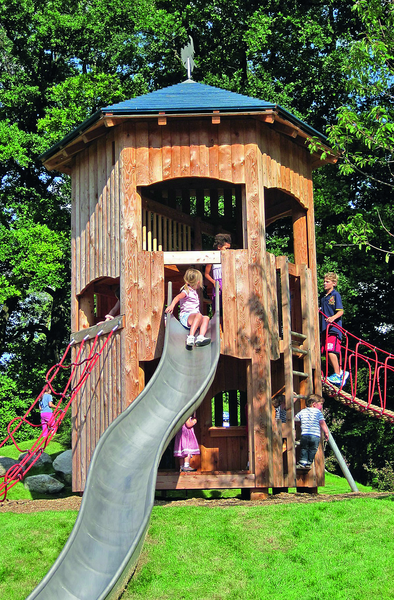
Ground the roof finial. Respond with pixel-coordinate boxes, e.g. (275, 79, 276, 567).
(181, 36, 195, 80)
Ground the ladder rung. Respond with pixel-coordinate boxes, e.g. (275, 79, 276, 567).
(291, 331, 307, 340)
(293, 370, 308, 378)
(292, 346, 308, 355)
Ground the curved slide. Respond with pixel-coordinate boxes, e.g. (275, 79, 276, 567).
(26, 288, 220, 600)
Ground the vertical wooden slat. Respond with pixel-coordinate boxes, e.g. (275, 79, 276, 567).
(198, 120, 210, 178)
(80, 150, 89, 292)
(190, 124, 199, 176)
(153, 213, 157, 251)
(196, 188, 204, 217)
(119, 122, 141, 415)
(162, 124, 172, 180)
(182, 188, 190, 214)
(106, 133, 114, 278)
(97, 136, 106, 283)
(147, 211, 152, 251)
(300, 264, 314, 397)
(151, 252, 165, 359)
(163, 217, 168, 251)
(171, 124, 181, 179)
(166, 219, 170, 251)
(138, 252, 152, 358)
(235, 250, 251, 358)
(113, 135, 120, 278)
(219, 122, 232, 181)
(177, 221, 182, 250)
(266, 253, 280, 360)
(142, 209, 147, 251)
(180, 121, 191, 177)
(222, 251, 236, 355)
(209, 124, 219, 179)
(88, 142, 98, 281)
(136, 121, 149, 185)
(158, 214, 163, 251)
(210, 188, 218, 221)
(149, 122, 163, 184)
(276, 255, 296, 485)
(231, 120, 245, 183)
(272, 411, 284, 488)
(71, 157, 79, 331)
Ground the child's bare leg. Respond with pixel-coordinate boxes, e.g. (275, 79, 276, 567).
(328, 352, 340, 375)
(188, 313, 203, 337)
(198, 315, 210, 337)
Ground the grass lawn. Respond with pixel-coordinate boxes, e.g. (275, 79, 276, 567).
(1, 495, 393, 600)
(0, 451, 391, 600)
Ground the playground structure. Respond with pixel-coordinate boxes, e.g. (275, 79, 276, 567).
(321, 317, 394, 422)
(39, 80, 338, 497)
(1, 80, 393, 599)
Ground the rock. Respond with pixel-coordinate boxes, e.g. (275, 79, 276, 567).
(18, 452, 53, 475)
(24, 474, 65, 495)
(0, 456, 19, 477)
(53, 450, 72, 485)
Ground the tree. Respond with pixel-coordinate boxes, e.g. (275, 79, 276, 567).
(325, 0, 394, 262)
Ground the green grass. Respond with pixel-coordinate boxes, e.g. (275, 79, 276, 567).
(0, 438, 73, 500)
(1, 495, 394, 600)
(0, 444, 381, 599)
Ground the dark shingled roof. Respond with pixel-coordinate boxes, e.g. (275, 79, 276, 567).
(41, 80, 326, 162)
(104, 80, 275, 113)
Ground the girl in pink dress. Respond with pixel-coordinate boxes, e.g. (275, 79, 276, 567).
(174, 413, 200, 472)
(165, 268, 211, 349)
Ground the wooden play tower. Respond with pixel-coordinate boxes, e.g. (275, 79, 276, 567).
(41, 80, 336, 498)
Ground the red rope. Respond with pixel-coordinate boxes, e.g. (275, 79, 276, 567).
(0, 324, 119, 502)
(320, 310, 394, 420)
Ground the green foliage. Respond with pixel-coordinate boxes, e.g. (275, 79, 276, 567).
(364, 459, 394, 491)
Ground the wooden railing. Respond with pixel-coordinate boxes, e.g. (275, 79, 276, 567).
(142, 208, 192, 252)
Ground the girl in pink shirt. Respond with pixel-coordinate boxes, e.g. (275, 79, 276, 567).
(165, 268, 211, 349)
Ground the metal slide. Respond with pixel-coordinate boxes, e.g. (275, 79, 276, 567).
(26, 285, 220, 600)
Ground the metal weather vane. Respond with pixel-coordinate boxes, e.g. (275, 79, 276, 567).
(181, 36, 195, 80)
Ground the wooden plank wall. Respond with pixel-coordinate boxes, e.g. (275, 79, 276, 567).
(72, 132, 121, 299)
(72, 330, 122, 491)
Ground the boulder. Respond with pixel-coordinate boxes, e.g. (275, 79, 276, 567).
(24, 474, 65, 495)
(18, 451, 53, 475)
(0, 456, 19, 477)
(53, 449, 72, 485)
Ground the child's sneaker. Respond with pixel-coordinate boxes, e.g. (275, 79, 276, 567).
(180, 465, 196, 472)
(186, 335, 195, 349)
(296, 462, 309, 469)
(195, 334, 211, 347)
(327, 373, 341, 386)
(340, 370, 350, 385)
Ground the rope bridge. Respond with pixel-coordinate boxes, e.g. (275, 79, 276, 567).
(321, 312, 394, 423)
(0, 323, 119, 502)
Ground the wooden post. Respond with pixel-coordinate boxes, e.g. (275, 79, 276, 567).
(119, 122, 141, 409)
(245, 120, 272, 491)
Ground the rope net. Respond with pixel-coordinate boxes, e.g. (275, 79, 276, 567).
(321, 311, 394, 422)
(0, 324, 119, 502)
